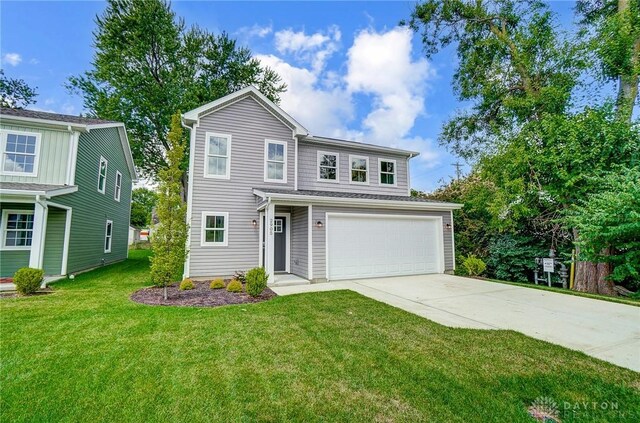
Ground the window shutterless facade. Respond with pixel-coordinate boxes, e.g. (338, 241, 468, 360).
(204, 133, 231, 179)
(114, 171, 122, 202)
(379, 159, 396, 185)
(0, 130, 40, 176)
(98, 156, 108, 194)
(264, 140, 287, 183)
(1, 210, 34, 250)
(104, 220, 113, 253)
(317, 151, 339, 182)
(201, 212, 229, 246)
(349, 155, 369, 184)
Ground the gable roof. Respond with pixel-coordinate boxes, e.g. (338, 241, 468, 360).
(182, 86, 309, 136)
(0, 108, 137, 181)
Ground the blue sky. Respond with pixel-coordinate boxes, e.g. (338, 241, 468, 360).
(1, 1, 577, 191)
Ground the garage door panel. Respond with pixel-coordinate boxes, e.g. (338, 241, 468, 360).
(327, 214, 443, 280)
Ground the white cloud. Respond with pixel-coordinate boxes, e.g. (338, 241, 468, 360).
(236, 23, 273, 39)
(257, 25, 439, 172)
(2, 53, 22, 66)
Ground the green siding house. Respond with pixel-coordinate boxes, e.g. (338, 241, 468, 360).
(0, 108, 136, 281)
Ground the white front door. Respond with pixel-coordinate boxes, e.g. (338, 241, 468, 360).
(326, 214, 444, 281)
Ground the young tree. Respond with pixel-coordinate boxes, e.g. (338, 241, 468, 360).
(130, 187, 158, 228)
(68, 0, 285, 195)
(149, 113, 188, 300)
(0, 70, 37, 108)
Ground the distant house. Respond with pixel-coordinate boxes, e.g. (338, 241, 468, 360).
(0, 108, 137, 279)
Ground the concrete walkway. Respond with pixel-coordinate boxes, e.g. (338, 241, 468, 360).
(272, 274, 640, 372)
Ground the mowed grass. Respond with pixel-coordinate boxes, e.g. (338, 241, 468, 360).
(1, 251, 638, 422)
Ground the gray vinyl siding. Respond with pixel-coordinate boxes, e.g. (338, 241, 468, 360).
(298, 141, 409, 195)
(290, 206, 308, 278)
(311, 206, 454, 281)
(188, 96, 296, 278)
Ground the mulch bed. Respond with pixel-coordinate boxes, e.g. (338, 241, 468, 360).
(130, 280, 277, 307)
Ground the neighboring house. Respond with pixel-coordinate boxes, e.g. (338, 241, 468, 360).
(182, 86, 462, 283)
(0, 108, 136, 279)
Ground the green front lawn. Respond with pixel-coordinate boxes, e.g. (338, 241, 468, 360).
(1, 250, 638, 422)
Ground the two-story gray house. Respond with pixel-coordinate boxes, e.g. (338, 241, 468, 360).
(0, 108, 136, 282)
(181, 86, 462, 284)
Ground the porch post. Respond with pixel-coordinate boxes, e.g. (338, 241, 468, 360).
(265, 202, 275, 281)
(29, 197, 48, 269)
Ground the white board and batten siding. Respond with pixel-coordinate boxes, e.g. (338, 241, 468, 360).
(188, 96, 296, 278)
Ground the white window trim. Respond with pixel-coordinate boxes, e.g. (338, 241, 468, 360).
(378, 158, 397, 186)
(200, 211, 229, 247)
(349, 154, 369, 185)
(204, 132, 232, 179)
(0, 129, 41, 177)
(114, 170, 122, 202)
(98, 156, 108, 194)
(264, 139, 288, 184)
(104, 219, 113, 253)
(0, 209, 35, 251)
(317, 151, 340, 183)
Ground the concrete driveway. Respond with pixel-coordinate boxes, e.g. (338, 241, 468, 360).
(271, 274, 640, 372)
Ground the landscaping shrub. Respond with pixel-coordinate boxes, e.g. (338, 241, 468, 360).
(233, 270, 246, 283)
(179, 278, 195, 290)
(462, 255, 486, 276)
(226, 279, 242, 293)
(245, 267, 269, 297)
(13, 267, 44, 295)
(210, 279, 225, 289)
(486, 234, 548, 282)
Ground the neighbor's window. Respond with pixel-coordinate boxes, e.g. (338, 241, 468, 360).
(202, 212, 228, 246)
(104, 220, 113, 253)
(1, 130, 40, 176)
(2, 211, 34, 249)
(114, 171, 122, 202)
(379, 159, 396, 185)
(318, 152, 338, 182)
(350, 155, 369, 184)
(205, 133, 231, 179)
(98, 156, 108, 194)
(265, 140, 287, 183)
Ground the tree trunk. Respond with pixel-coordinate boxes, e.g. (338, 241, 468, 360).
(615, 0, 640, 122)
(572, 230, 615, 295)
(180, 171, 188, 203)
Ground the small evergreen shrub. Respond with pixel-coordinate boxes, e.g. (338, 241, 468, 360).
(233, 270, 247, 283)
(245, 267, 268, 297)
(210, 278, 225, 289)
(14, 267, 44, 295)
(226, 279, 243, 293)
(179, 278, 195, 290)
(462, 255, 486, 276)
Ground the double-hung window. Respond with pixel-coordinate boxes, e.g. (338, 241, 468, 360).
(264, 140, 287, 183)
(1, 210, 34, 249)
(114, 171, 122, 202)
(98, 156, 108, 194)
(318, 151, 339, 182)
(349, 155, 369, 184)
(1, 130, 40, 176)
(104, 220, 113, 253)
(379, 159, 396, 185)
(205, 133, 231, 179)
(201, 212, 228, 246)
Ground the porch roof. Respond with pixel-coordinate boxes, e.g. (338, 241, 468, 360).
(0, 182, 78, 198)
(253, 188, 463, 211)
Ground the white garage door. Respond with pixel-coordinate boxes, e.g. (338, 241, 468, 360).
(326, 214, 444, 281)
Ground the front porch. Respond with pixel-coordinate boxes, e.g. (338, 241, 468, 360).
(272, 273, 310, 287)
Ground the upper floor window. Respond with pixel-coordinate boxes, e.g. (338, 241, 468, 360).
(1, 210, 34, 250)
(205, 133, 231, 179)
(114, 171, 122, 202)
(104, 220, 113, 253)
(1, 130, 40, 177)
(379, 159, 396, 185)
(264, 140, 287, 183)
(97, 156, 108, 194)
(349, 155, 369, 184)
(318, 151, 339, 182)
(201, 212, 228, 246)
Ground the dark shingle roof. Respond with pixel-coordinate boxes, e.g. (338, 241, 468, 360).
(0, 182, 73, 193)
(254, 188, 449, 203)
(0, 107, 117, 125)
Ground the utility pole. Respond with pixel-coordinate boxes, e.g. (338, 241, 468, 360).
(452, 161, 462, 180)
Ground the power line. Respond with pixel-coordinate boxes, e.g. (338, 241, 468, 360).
(452, 162, 463, 180)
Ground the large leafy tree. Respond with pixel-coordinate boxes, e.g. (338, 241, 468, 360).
(130, 187, 158, 228)
(69, 0, 285, 189)
(0, 70, 37, 109)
